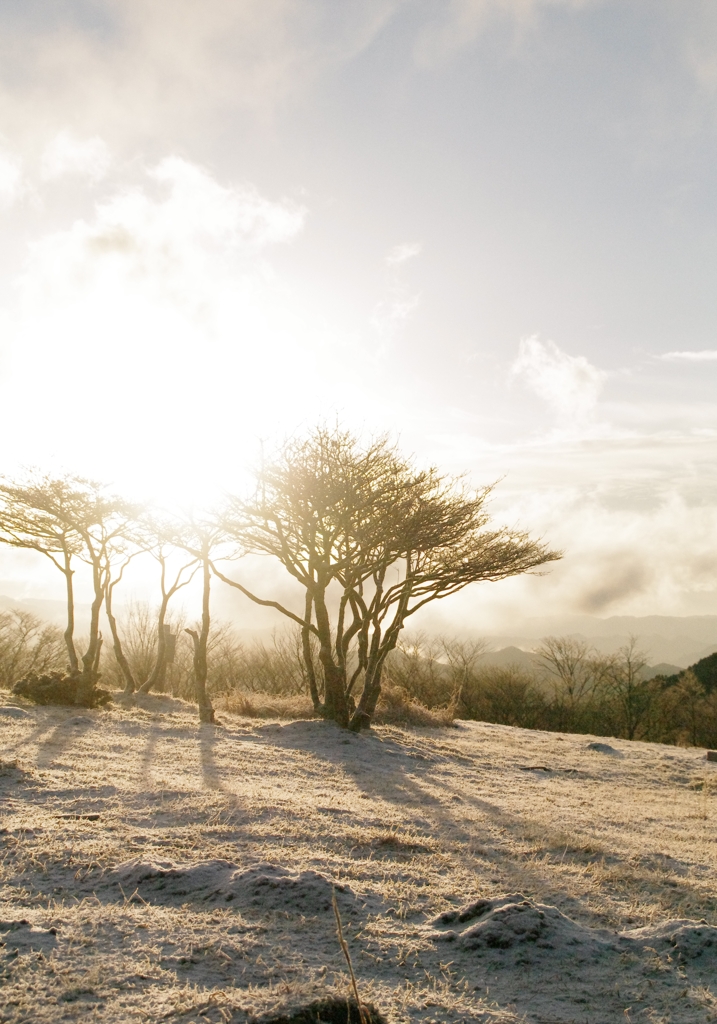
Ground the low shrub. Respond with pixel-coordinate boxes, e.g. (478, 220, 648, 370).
(214, 691, 316, 719)
(12, 671, 112, 708)
(373, 683, 457, 728)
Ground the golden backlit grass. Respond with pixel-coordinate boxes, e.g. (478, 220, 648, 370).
(215, 684, 456, 729)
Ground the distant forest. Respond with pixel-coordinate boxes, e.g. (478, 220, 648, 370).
(2, 605, 716, 749)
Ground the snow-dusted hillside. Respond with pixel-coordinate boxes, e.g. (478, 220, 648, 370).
(1, 695, 716, 1023)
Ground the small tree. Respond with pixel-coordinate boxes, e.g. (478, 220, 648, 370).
(0, 475, 84, 672)
(605, 636, 650, 740)
(173, 518, 229, 724)
(216, 426, 560, 730)
(0, 473, 140, 702)
(536, 636, 611, 732)
(134, 520, 199, 697)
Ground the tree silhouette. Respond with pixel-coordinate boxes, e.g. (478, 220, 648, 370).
(216, 426, 560, 729)
(0, 473, 140, 703)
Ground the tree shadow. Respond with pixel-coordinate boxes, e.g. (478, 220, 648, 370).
(259, 720, 707, 926)
(197, 723, 227, 791)
(2, 717, 57, 757)
(33, 712, 95, 769)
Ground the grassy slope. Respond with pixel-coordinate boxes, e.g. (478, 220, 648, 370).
(1, 694, 717, 1024)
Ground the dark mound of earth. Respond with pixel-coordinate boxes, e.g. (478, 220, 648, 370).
(262, 998, 386, 1024)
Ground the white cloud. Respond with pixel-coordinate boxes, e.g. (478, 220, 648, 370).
(0, 2, 406, 149)
(0, 149, 22, 206)
(386, 241, 422, 265)
(41, 131, 112, 182)
(21, 156, 306, 309)
(660, 349, 717, 362)
(511, 335, 606, 424)
(414, 0, 597, 66)
(370, 294, 420, 344)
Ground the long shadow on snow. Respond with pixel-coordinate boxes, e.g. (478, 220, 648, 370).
(259, 720, 714, 928)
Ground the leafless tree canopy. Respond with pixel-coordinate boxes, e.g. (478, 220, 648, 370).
(0, 473, 141, 704)
(216, 425, 561, 730)
(0, 430, 561, 725)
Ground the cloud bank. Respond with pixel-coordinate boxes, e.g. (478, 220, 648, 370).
(511, 335, 606, 426)
(660, 349, 717, 362)
(40, 131, 112, 182)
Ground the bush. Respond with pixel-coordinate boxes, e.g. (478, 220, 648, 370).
(373, 683, 457, 727)
(101, 606, 322, 702)
(12, 670, 111, 708)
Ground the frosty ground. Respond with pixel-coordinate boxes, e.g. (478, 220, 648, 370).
(1, 695, 716, 1024)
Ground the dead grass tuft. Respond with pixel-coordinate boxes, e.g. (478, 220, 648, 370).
(373, 684, 456, 728)
(214, 691, 317, 719)
(215, 683, 456, 729)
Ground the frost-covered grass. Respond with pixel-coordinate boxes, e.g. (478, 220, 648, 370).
(1, 693, 716, 1023)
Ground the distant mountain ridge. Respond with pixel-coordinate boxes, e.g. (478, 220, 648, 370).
(1, 593, 716, 669)
(475, 646, 682, 681)
(480, 614, 717, 668)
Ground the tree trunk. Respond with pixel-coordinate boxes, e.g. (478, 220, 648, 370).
(186, 553, 214, 724)
(62, 548, 78, 673)
(313, 591, 348, 727)
(301, 590, 321, 711)
(137, 596, 170, 695)
(349, 659, 384, 731)
(348, 622, 401, 731)
(105, 581, 137, 696)
(75, 561, 104, 705)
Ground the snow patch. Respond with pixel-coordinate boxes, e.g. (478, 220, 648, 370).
(108, 859, 361, 914)
(429, 894, 615, 958)
(429, 894, 717, 966)
(625, 919, 717, 960)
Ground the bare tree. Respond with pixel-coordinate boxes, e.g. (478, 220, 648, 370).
(0, 610, 65, 688)
(68, 487, 141, 704)
(536, 636, 613, 732)
(0, 473, 140, 702)
(103, 545, 144, 696)
(135, 521, 199, 697)
(216, 426, 560, 730)
(173, 518, 229, 723)
(605, 636, 650, 740)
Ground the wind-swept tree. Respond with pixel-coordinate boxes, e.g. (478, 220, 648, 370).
(73, 489, 141, 703)
(0, 473, 140, 703)
(216, 426, 561, 730)
(0, 475, 84, 672)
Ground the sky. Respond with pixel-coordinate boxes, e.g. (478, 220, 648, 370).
(1, 0, 717, 633)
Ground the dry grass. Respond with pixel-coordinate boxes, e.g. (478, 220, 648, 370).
(214, 684, 456, 729)
(1, 693, 717, 1023)
(214, 691, 317, 720)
